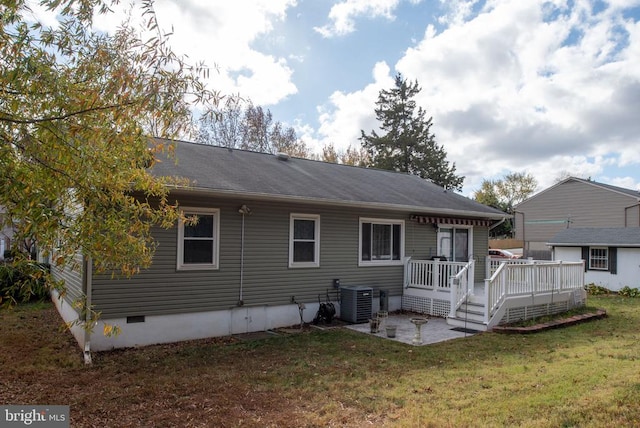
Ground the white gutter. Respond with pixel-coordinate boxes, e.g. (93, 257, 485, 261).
(548, 242, 640, 248)
(166, 186, 508, 221)
(489, 217, 507, 230)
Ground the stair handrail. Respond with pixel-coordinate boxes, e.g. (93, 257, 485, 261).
(484, 261, 508, 323)
(449, 259, 475, 318)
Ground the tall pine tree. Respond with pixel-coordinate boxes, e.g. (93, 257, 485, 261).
(360, 74, 464, 191)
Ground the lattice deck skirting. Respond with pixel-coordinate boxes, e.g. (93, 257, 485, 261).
(498, 289, 587, 325)
(401, 295, 450, 317)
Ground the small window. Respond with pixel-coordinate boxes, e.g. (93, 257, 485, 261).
(177, 208, 219, 270)
(589, 247, 608, 271)
(359, 218, 403, 266)
(289, 214, 320, 268)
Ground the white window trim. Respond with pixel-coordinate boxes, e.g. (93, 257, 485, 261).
(177, 207, 220, 271)
(289, 213, 320, 268)
(589, 246, 608, 271)
(437, 224, 474, 262)
(358, 217, 404, 267)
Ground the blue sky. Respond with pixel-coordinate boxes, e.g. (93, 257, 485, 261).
(36, 0, 640, 196)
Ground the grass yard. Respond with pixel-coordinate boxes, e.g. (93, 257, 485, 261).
(1, 296, 639, 427)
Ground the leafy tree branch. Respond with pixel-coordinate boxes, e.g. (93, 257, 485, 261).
(1, 0, 220, 279)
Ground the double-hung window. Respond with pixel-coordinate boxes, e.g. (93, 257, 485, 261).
(589, 247, 608, 271)
(177, 208, 220, 270)
(289, 214, 320, 268)
(359, 218, 403, 266)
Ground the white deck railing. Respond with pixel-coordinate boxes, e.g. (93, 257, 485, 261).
(404, 258, 469, 290)
(486, 256, 556, 277)
(403, 258, 585, 326)
(449, 259, 475, 318)
(484, 260, 585, 322)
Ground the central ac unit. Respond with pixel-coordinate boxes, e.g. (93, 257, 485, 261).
(340, 286, 373, 323)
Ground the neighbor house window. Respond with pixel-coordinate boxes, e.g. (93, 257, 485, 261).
(359, 218, 403, 266)
(289, 214, 320, 268)
(589, 247, 608, 271)
(177, 208, 220, 270)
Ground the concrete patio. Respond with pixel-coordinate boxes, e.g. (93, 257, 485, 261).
(344, 314, 480, 346)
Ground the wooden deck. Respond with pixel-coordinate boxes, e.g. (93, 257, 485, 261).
(402, 258, 587, 331)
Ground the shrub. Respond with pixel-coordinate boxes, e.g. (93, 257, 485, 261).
(585, 283, 611, 296)
(618, 286, 640, 298)
(0, 260, 51, 307)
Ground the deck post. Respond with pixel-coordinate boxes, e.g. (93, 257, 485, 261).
(449, 275, 457, 318)
(484, 278, 490, 322)
(557, 260, 563, 292)
(485, 256, 490, 280)
(469, 259, 475, 295)
(403, 257, 411, 288)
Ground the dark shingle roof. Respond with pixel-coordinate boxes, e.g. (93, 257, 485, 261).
(548, 227, 640, 247)
(587, 179, 640, 198)
(151, 139, 506, 219)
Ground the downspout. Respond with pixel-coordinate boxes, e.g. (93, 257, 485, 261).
(514, 210, 526, 255)
(239, 213, 245, 306)
(237, 205, 252, 306)
(489, 217, 507, 232)
(83, 255, 92, 365)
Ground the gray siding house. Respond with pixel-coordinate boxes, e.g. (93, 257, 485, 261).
(514, 177, 640, 257)
(52, 139, 507, 351)
(548, 227, 640, 292)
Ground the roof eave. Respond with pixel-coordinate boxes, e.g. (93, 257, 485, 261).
(548, 242, 640, 247)
(167, 186, 509, 220)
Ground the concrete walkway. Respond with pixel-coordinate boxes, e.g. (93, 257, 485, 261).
(344, 314, 479, 346)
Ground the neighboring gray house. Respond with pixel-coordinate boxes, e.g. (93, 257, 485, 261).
(514, 177, 640, 258)
(548, 227, 640, 291)
(52, 139, 508, 351)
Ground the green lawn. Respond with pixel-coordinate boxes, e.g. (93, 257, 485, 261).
(1, 296, 639, 427)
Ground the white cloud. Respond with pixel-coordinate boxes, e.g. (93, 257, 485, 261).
(394, 0, 640, 192)
(311, 0, 639, 193)
(309, 61, 394, 152)
(314, 0, 409, 38)
(437, 0, 482, 26)
(23, 1, 60, 28)
(607, 176, 640, 191)
(91, 0, 298, 106)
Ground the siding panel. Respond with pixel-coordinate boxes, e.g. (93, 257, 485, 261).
(92, 196, 477, 318)
(51, 252, 84, 311)
(473, 227, 489, 281)
(516, 180, 639, 250)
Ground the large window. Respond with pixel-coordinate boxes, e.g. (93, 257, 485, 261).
(589, 247, 608, 270)
(289, 214, 320, 268)
(177, 208, 219, 270)
(359, 218, 403, 266)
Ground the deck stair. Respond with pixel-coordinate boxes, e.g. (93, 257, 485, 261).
(447, 294, 488, 332)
